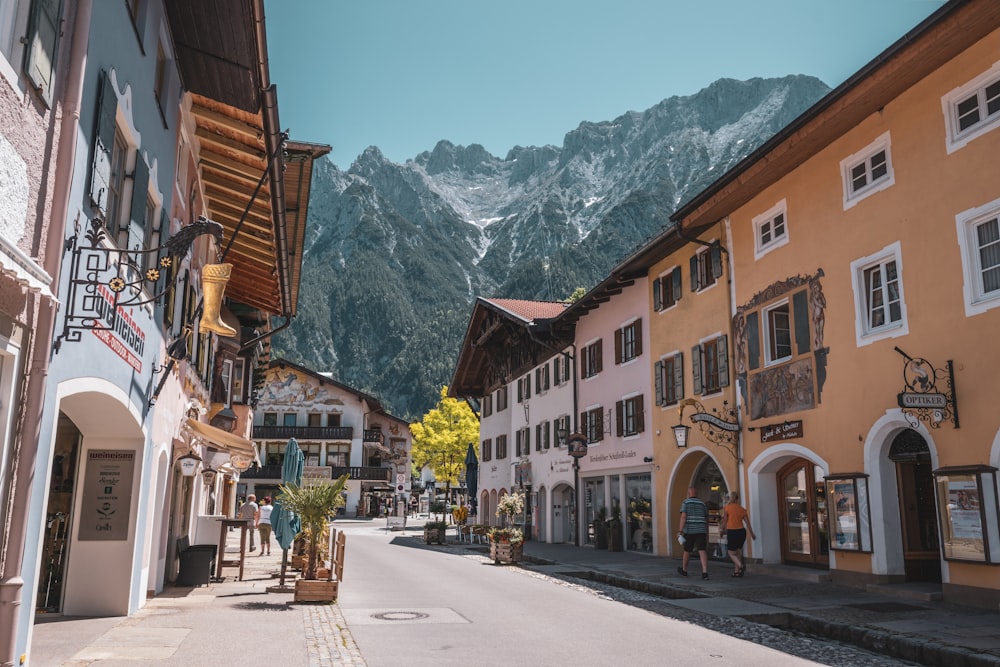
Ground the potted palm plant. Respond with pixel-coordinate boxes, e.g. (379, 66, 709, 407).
(276, 474, 348, 602)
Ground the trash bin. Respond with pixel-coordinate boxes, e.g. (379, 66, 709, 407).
(176, 537, 217, 586)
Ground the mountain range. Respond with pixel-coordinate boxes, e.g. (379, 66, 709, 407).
(271, 75, 832, 420)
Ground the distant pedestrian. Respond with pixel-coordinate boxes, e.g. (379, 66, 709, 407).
(237, 494, 258, 551)
(720, 492, 756, 577)
(257, 496, 273, 556)
(677, 487, 710, 580)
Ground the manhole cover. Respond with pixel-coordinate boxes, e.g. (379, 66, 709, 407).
(371, 611, 430, 621)
(846, 602, 925, 613)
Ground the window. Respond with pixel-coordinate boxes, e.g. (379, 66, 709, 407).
(850, 241, 908, 345)
(481, 438, 492, 462)
(535, 422, 550, 451)
(943, 62, 1000, 153)
(653, 267, 682, 311)
(282, 413, 298, 427)
(615, 319, 642, 364)
(495, 434, 508, 459)
(482, 393, 493, 418)
(553, 353, 572, 385)
(764, 301, 792, 365)
(232, 358, 244, 403)
(753, 199, 789, 258)
(496, 385, 508, 412)
(106, 129, 128, 242)
(655, 353, 683, 406)
(956, 197, 1000, 316)
(517, 375, 531, 402)
(581, 339, 603, 379)
(326, 444, 349, 467)
(152, 23, 177, 122)
(307, 413, 322, 427)
(515, 428, 530, 457)
(581, 407, 604, 443)
(327, 413, 342, 428)
(616, 395, 644, 437)
(692, 335, 729, 396)
(1, 0, 62, 105)
(841, 132, 894, 209)
(690, 244, 722, 292)
(555, 415, 571, 445)
(535, 364, 550, 392)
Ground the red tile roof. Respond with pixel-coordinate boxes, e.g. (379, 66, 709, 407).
(485, 298, 568, 323)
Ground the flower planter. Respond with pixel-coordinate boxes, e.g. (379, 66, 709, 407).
(424, 527, 446, 544)
(489, 540, 523, 564)
(293, 578, 338, 603)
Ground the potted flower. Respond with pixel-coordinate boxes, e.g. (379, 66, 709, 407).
(276, 474, 348, 602)
(489, 492, 525, 564)
(424, 519, 448, 544)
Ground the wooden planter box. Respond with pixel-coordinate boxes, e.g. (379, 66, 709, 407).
(424, 527, 446, 545)
(294, 578, 338, 603)
(489, 540, 523, 564)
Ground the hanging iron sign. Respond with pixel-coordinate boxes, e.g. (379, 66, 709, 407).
(894, 347, 959, 429)
(567, 432, 589, 459)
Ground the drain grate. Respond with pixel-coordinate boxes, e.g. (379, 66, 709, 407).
(371, 610, 430, 621)
(233, 601, 295, 612)
(846, 601, 925, 613)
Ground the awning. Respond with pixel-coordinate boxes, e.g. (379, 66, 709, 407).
(185, 418, 257, 460)
(0, 235, 56, 301)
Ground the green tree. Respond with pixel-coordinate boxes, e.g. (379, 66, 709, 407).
(411, 387, 479, 498)
(565, 287, 587, 303)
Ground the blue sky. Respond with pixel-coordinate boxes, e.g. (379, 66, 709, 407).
(264, 1, 944, 169)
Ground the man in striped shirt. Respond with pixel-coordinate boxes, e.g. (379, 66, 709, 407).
(677, 486, 710, 580)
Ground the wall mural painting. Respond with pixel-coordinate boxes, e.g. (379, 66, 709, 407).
(263, 369, 345, 407)
(734, 268, 829, 420)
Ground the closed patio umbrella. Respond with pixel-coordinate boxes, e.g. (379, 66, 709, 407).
(464, 442, 479, 516)
(272, 438, 304, 589)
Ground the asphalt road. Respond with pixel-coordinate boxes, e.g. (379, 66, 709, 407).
(336, 522, 826, 667)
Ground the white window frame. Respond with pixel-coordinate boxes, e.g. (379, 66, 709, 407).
(620, 318, 640, 364)
(654, 266, 680, 312)
(956, 196, 1000, 317)
(698, 332, 725, 396)
(942, 60, 1000, 154)
(694, 245, 719, 292)
(850, 240, 909, 346)
(763, 299, 792, 366)
(0, 341, 21, 523)
(841, 132, 894, 210)
(621, 393, 642, 438)
(0, 0, 30, 92)
(753, 199, 790, 259)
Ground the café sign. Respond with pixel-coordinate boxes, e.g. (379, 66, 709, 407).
(759, 420, 804, 443)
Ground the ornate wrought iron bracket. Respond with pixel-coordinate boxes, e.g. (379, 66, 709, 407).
(677, 398, 741, 461)
(894, 347, 959, 429)
(54, 216, 223, 353)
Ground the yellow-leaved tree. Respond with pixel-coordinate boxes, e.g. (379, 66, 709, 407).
(410, 386, 479, 504)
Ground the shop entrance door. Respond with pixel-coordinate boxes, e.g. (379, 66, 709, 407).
(778, 459, 829, 567)
(889, 429, 941, 582)
(36, 413, 82, 613)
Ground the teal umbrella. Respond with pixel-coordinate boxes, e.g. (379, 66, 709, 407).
(273, 438, 304, 587)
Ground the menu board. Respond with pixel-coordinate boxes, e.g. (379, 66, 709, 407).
(78, 449, 135, 541)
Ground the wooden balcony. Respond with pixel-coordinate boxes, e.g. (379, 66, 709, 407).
(252, 425, 354, 441)
(363, 429, 383, 443)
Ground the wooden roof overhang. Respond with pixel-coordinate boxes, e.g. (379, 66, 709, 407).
(671, 0, 1000, 230)
(450, 299, 571, 399)
(167, 0, 330, 317)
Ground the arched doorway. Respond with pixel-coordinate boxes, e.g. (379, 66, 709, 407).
(777, 458, 829, 567)
(889, 429, 941, 582)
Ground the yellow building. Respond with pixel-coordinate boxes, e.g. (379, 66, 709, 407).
(671, 0, 1000, 606)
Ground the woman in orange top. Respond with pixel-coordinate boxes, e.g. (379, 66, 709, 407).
(719, 492, 756, 577)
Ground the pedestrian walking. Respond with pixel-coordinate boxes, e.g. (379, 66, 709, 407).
(237, 494, 258, 551)
(720, 492, 756, 577)
(677, 486, 710, 580)
(257, 496, 273, 555)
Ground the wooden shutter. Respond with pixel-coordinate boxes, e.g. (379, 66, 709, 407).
(636, 395, 645, 433)
(581, 347, 589, 378)
(595, 339, 603, 373)
(711, 243, 723, 279)
(793, 289, 811, 354)
(746, 311, 761, 371)
(672, 266, 683, 302)
(580, 411, 587, 439)
(691, 344, 703, 395)
(654, 360, 664, 406)
(653, 277, 662, 311)
(635, 319, 642, 356)
(90, 70, 118, 213)
(615, 401, 624, 437)
(596, 409, 604, 441)
(674, 351, 685, 400)
(614, 328, 623, 365)
(717, 335, 729, 387)
(24, 0, 63, 106)
(552, 356, 560, 385)
(690, 255, 700, 291)
(127, 155, 150, 249)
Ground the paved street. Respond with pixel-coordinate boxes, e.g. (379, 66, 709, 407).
(29, 518, 1000, 666)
